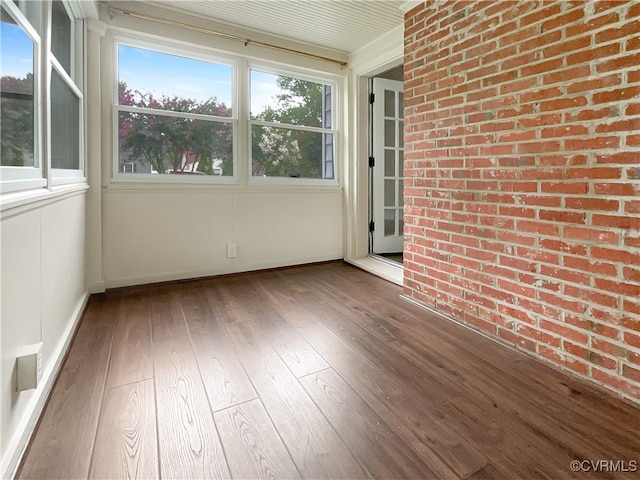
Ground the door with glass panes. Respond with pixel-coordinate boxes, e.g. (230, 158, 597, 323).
(371, 77, 404, 254)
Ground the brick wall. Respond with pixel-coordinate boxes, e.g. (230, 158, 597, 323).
(403, 0, 640, 403)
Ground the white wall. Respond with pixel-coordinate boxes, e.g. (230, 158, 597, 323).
(98, 3, 346, 288)
(1, 190, 88, 479)
(103, 188, 343, 287)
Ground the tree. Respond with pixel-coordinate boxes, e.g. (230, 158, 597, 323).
(118, 82, 233, 175)
(252, 76, 327, 178)
(1, 74, 35, 167)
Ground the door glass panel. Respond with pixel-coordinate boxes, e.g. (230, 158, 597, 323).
(384, 209, 396, 236)
(384, 150, 395, 176)
(384, 179, 395, 207)
(384, 89, 395, 117)
(399, 120, 404, 148)
(398, 179, 403, 205)
(399, 92, 404, 118)
(384, 120, 395, 147)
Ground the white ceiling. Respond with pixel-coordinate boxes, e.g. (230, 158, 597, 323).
(142, 0, 407, 55)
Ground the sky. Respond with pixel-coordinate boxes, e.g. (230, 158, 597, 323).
(1, 19, 34, 79)
(1, 19, 290, 116)
(119, 44, 281, 115)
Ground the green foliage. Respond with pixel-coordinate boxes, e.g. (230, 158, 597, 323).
(252, 76, 328, 178)
(1, 74, 35, 167)
(118, 82, 233, 175)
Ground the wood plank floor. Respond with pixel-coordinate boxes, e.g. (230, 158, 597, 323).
(17, 261, 640, 479)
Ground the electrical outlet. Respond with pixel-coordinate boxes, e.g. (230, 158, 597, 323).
(16, 342, 43, 392)
(227, 243, 237, 258)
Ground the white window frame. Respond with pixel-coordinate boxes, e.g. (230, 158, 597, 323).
(0, 1, 45, 193)
(248, 63, 339, 186)
(50, 0, 85, 185)
(111, 35, 239, 185)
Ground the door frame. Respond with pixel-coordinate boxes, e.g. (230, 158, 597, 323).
(342, 24, 403, 283)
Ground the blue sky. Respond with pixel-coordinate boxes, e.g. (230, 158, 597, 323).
(2, 24, 286, 116)
(1, 20, 34, 78)
(119, 45, 281, 115)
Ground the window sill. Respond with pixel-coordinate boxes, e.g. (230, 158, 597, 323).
(105, 181, 343, 194)
(0, 183, 89, 219)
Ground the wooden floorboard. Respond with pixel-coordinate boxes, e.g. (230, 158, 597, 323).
(106, 292, 153, 389)
(214, 399, 300, 480)
(179, 284, 258, 412)
(89, 379, 158, 479)
(18, 261, 640, 479)
(18, 299, 115, 479)
(153, 336, 230, 479)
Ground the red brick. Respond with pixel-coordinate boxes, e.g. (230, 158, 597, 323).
(565, 136, 619, 150)
(593, 85, 640, 103)
(403, 0, 640, 403)
(596, 152, 640, 164)
(594, 182, 638, 196)
(539, 210, 585, 224)
(563, 226, 618, 244)
(565, 197, 619, 211)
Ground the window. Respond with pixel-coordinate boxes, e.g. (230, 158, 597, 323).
(250, 70, 336, 180)
(50, 0, 83, 179)
(1, 1, 43, 190)
(1, 0, 83, 193)
(115, 43, 236, 179)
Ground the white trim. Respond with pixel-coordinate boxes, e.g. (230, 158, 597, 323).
(76, 0, 99, 20)
(0, 183, 88, 218)
(343, 23, 403, 265)
(346, 256, 403, 286)
(105, 254, 343, 289)
(1, 292, 89, 480)
(400, 1, 424, 14)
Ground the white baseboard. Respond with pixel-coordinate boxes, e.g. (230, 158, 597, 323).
(104, 254, 343, 289)
(1, 292, 89, 480)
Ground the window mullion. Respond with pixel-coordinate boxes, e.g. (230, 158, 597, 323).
(117, 104, 235, 123)
(42, 0, 52, 190)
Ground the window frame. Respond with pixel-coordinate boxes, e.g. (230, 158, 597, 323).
(0, 0, 45, 193)
(111, 34, 239, 185)
(248, 64, 339, 186)
(50, 0, 84, 185)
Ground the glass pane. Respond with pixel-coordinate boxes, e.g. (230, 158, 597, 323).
(384, 149, 395, 177)
(399, 92, 404, 118)
(1, 7, 36, 167)
(399, 119, 404, 148)
(252, 124, 333, 179)
(118, 111, 234, 175)
(51, 69, 79, 169)
(250, 70, 331, 128)
(384, 209, 396, 236)
(16, 0, 42, 34)
(384, 89, 395, 117)
(398, 179, 404, 205)
(51, 0, 71, 74)
(399, 212, 404, 235)
(118, 45, 233, 117)
(384, 119, 395, 147)
(384, 179, 395, 207)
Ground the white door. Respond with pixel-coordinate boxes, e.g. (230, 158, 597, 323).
(371, 77, 404, 254)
